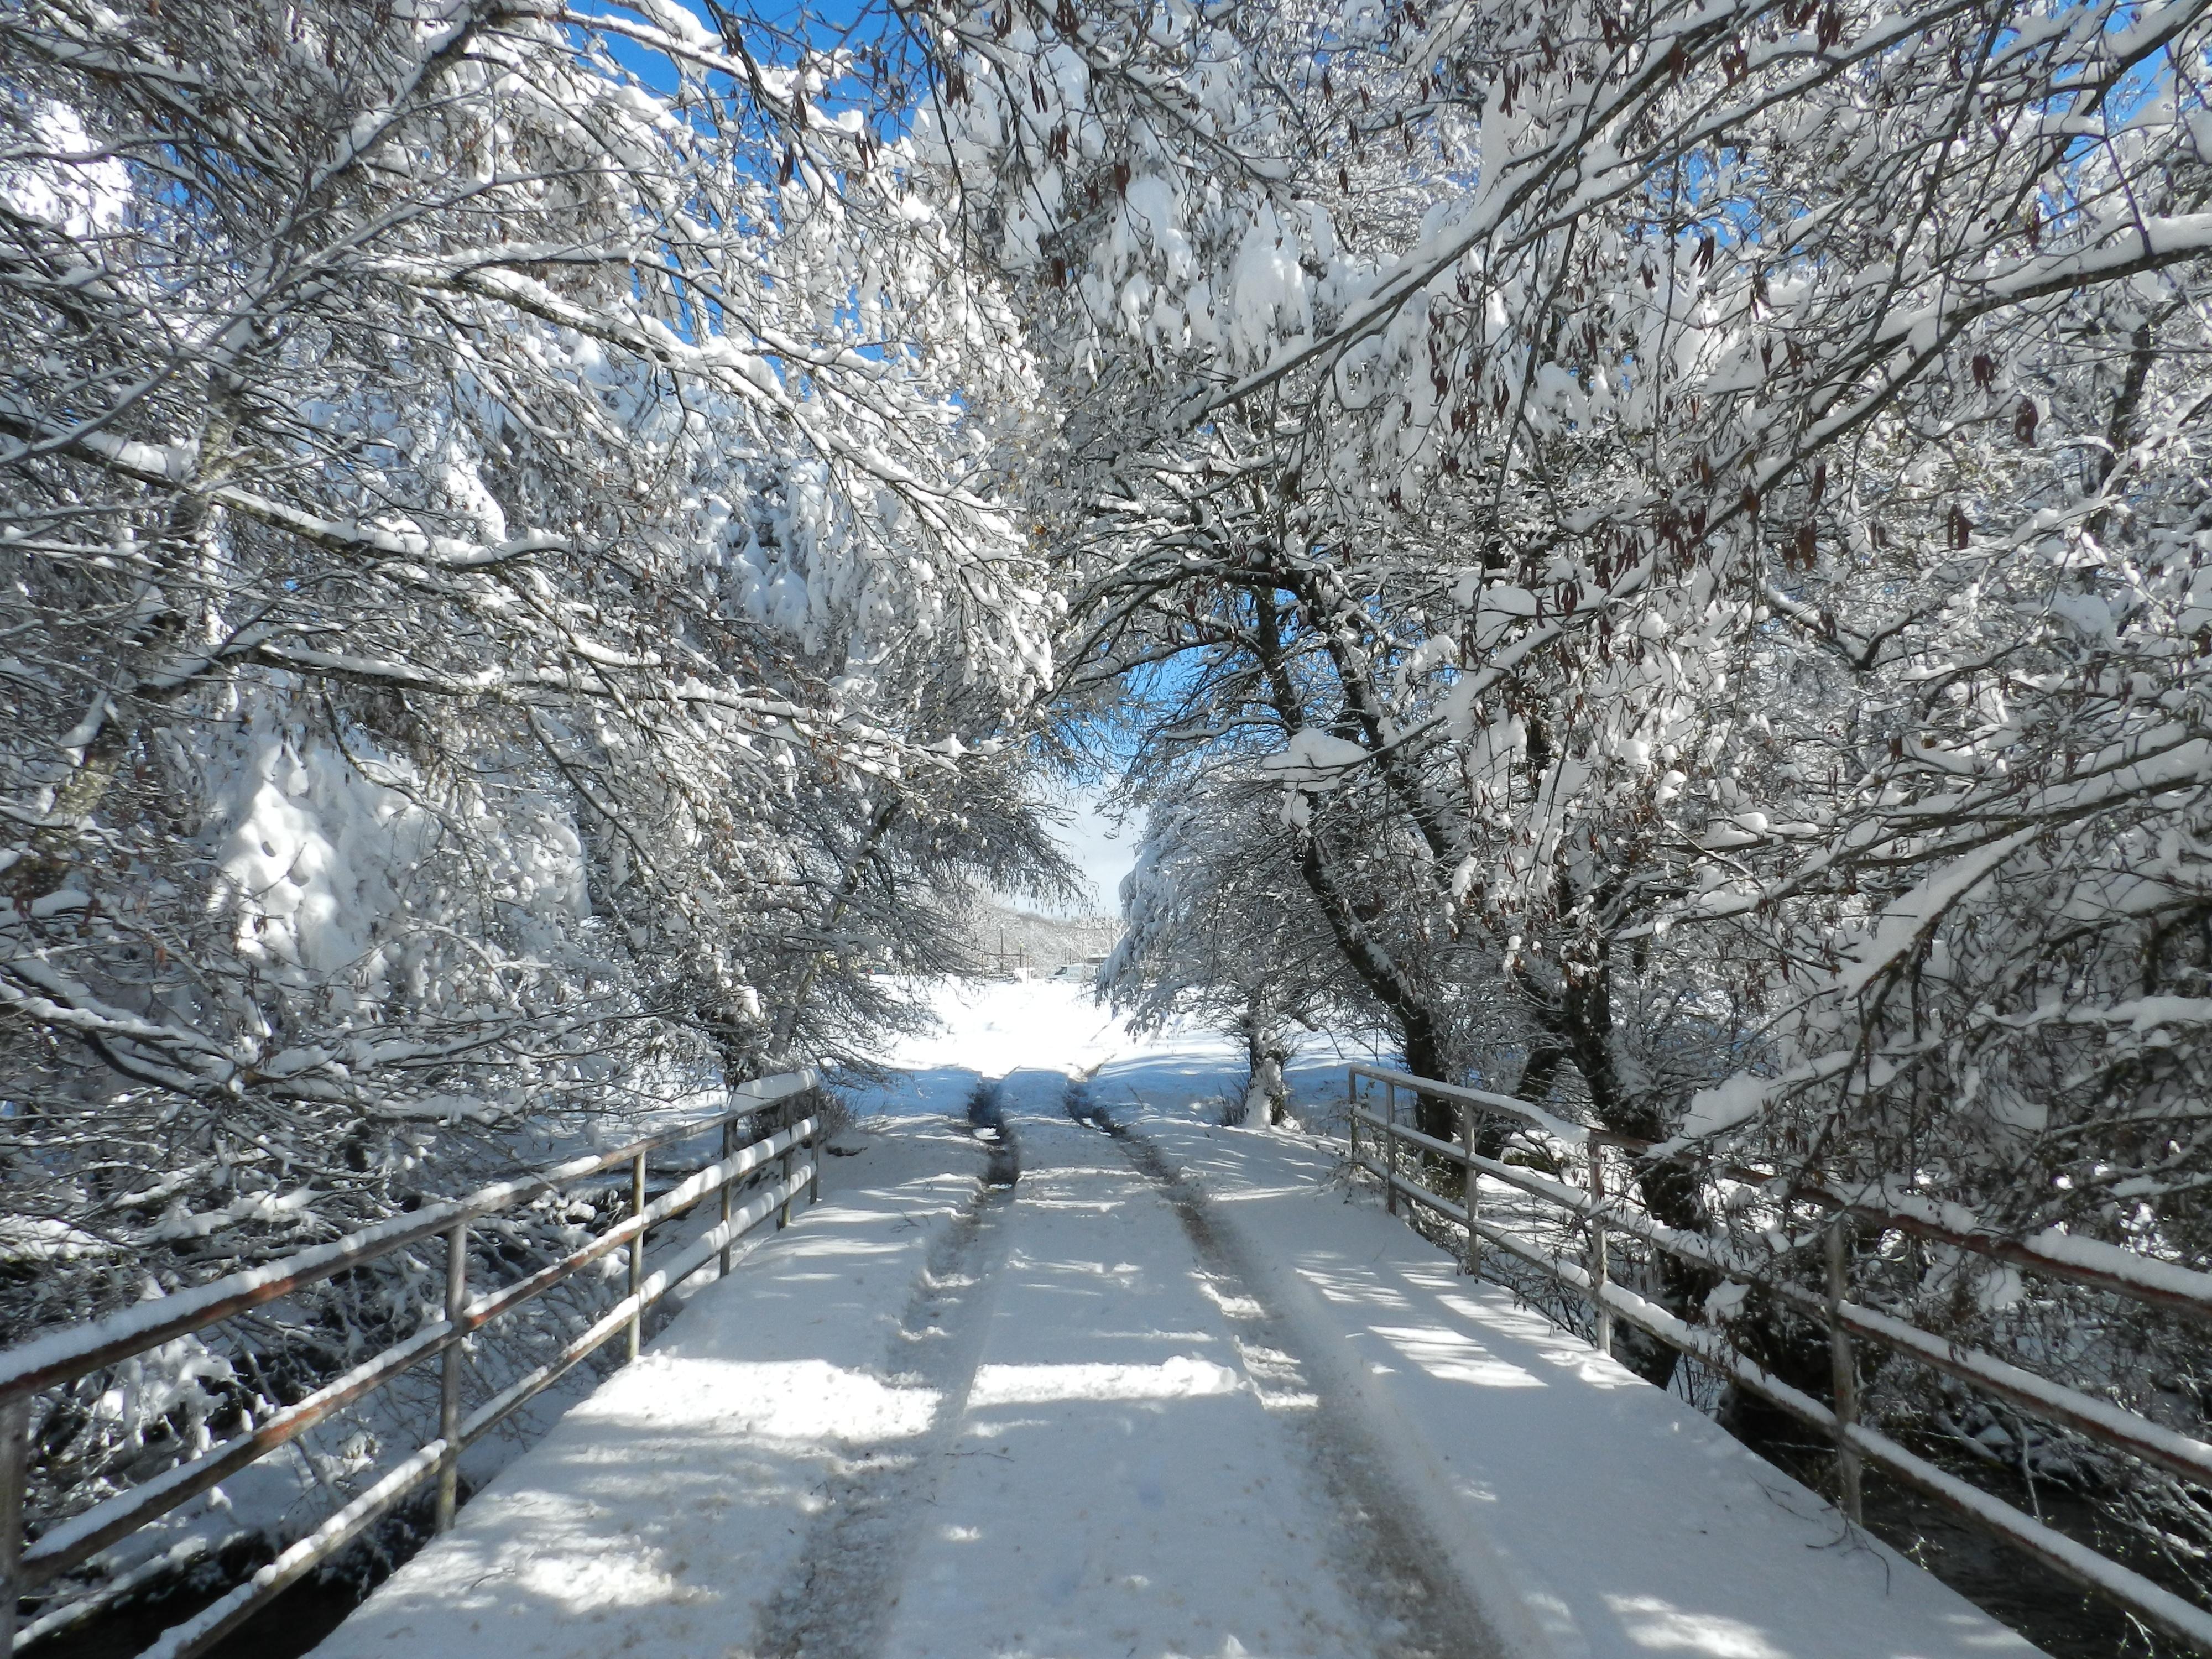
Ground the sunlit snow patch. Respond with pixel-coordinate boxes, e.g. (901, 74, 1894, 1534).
(1601, 1593, 1787, 1659)
(606, 1355, 938, 1443)
(968, 1354, 1243, 1406)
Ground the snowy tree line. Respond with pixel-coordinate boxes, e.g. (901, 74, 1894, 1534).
(7, 0, 2212, 1634)
(959, 897, 1120, 973)
(0, 0, 1078, 1562)
(952, 0, 2212, 1611)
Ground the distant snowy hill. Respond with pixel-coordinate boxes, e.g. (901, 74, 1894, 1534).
(957, 898, 1121, 978)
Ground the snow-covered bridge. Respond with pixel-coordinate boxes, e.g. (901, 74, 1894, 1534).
(289, 986, 2033, 1659)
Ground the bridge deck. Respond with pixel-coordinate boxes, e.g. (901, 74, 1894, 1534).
(309, 1082, 2038, 1659)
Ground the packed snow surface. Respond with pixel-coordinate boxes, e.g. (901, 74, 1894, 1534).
(309, 979, 2039, 1659)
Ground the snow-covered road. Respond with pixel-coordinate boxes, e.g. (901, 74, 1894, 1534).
(865, 1110, 1502, 1659)
(307, 982, 2043, 1659)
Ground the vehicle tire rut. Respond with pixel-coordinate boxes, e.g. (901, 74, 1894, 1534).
(746, 1122, 1018, 1659)
(1102, 1117, 1512, 1659)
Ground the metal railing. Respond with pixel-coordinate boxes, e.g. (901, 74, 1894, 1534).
(1345, 1061, 2212, 1656)
(0, 1070, 826, 1658)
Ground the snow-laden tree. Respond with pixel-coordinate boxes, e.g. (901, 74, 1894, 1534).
(928, 0, 2212, 1109)
(931, 0, 2212, 1585)
(0, 0, 1070, 1556)
(1102, 770, 1361, 1123)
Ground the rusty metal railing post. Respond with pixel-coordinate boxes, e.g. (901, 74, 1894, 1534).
(1461, 1104, 1481, 1276)
(1346, 1071, 1358, 1173)
(435, 1223, 467, 1531)
(1827, 1214, 1863, 1523)
(808, 1092, 822, 1207)
(627, 1152, 648, 1363)
(718, 1119, 737, 1278)
(1589, 1140, 1613, 1358)
(778, 1103, 796, 1229)
(2, 1391, 28, 1655)
(1383, 1079, 1398, 1215)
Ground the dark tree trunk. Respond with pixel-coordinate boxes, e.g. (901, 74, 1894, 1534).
(1399, 1016, 1457, 1142)
(1288, 828, 1458, 1139)
(1250, 584, 1458, 1141)
(1517, 911, 1720, 1389)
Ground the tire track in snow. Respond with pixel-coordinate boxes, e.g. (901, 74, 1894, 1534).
(1100, 1115, 1514, 1659)
(747, 1124, 1017, 1659)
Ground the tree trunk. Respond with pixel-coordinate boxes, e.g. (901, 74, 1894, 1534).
(1240, 1006, 1289, 1126)
(1251, 583, 1458, 1139)
(1535, 941, 1720, 1389)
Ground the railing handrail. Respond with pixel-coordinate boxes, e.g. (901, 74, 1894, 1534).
(1350, 1104, 2212, 1485)
(1346, 1065, 2212, 1319)
(1346, 1062, 1589, 1142)
(0, 1068, 826, 1659)
(0, 1070, 816, 1401)
(1343, 1069, 2212, 1657)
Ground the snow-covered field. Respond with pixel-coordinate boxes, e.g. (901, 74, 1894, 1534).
(839, 973, 1267, 1117)
(308, 981, 2037, 1659)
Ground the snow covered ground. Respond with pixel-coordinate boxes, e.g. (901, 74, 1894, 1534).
(307, 980, 2038, 1659)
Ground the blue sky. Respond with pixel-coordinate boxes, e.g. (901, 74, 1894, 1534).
(585, 0, 882, 91)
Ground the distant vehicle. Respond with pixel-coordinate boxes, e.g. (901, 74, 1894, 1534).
(1048, 963, 1091, 981)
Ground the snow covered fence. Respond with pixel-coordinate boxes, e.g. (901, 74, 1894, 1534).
(0, 1070, 824, 1659)
(1344, 1063, 2212, 1657)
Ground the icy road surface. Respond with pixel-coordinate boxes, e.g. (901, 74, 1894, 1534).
(310, 980, 2041, 1659)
